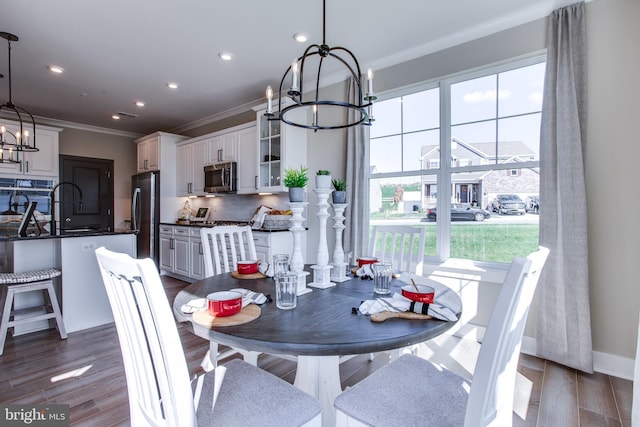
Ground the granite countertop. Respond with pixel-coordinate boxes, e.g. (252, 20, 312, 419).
(0, 228, 136, 241)
(161, 221, 293, 232)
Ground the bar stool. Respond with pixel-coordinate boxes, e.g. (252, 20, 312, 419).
(0, 268, 67, 355)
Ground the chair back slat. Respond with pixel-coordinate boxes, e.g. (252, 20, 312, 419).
(369, 225, 427, 275)
(201, 226, 258, 277)
(464, 246, 549, 427)
(95, 247, 196, 427)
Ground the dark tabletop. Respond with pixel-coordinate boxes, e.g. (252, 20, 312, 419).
(172, 268, 460, 356)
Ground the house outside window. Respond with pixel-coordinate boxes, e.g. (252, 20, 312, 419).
(368, 56, 544, 264)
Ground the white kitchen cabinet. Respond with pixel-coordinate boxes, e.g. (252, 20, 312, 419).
(176, 139, 208, 196)
(253, 107, 307, 193)
(136, 136, 158, 172)
(237, 125, 258, 194)
(252, 230, 304, 264)
(159, 225, 205, 281)
(189, 227, 204, 280)
(0, 121, 61, 179)
(208, 133, 237, 164)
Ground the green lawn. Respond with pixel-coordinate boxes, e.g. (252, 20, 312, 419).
(372, 223, 539, 264)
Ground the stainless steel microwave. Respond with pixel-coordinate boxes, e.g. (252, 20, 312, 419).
(204, 161, 237, 193)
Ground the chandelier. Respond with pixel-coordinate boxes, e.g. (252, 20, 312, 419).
(0, 31, 38, 164)
(265, 0, 376, 131)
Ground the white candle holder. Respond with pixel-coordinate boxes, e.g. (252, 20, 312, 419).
(288, 202, 311, 295)
(309, 188, 335, 289)
(330, 203, 350, 282)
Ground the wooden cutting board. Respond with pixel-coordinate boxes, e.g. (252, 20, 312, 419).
(231, 271, 267, 279)
(192, 304, 261, 328)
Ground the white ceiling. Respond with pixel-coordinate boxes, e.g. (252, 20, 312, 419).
(0, 0, 577, 136)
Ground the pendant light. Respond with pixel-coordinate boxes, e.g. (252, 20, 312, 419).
(0, 31, 38, 164)
(265, 0, 376, 131)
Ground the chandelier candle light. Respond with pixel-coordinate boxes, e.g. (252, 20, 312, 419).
(265, 0, 376, 130)
(0, 32, 38, 164)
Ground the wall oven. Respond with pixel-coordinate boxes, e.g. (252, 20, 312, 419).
(204, 161, 237, 193)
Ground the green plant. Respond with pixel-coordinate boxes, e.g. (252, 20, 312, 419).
(283, 166, 309, 188)
(331, 178, 346, 191)
(316, 169, 331, 175)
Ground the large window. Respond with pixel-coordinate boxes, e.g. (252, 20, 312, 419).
(368, 57, 544, 264)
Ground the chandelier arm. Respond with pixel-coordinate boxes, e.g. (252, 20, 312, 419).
(298, 44, 321, 98)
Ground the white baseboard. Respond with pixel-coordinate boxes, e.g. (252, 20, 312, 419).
(453, 327, 634, 380)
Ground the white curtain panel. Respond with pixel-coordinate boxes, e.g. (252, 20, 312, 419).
(537, 1, 593, 373)
(345, 77, 369, 259)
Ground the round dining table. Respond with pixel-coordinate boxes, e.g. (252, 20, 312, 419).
(172, 268, 460, 427)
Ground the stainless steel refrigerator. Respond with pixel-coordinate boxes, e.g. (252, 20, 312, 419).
(131, 171, 160, 264)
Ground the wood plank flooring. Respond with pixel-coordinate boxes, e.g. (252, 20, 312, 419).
(0, 276, 632, 426)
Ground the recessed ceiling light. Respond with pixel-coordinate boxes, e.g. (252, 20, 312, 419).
(167, 82, 178, 89)
(111, 114, 120, 120)
(47, 65, 64, 74)
(293, 33, 308, 43)
(135, 101, 145, 107)
(218, 52, 233, 61)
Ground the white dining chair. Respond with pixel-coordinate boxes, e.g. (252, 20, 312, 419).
(199, 225, 264, 368)
(94, 246, 321, 427)
(369, 225, 426, 275)
(334, 246, 549, 427)
(200, 225, 258, 277)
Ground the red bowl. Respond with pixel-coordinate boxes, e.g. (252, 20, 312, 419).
(237, 260, 259, 275)
(207, 291, 242, 317)
(401, 284, 435, 304)
(356, 257, 378, 268)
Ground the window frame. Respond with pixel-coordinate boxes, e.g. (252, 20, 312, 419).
(367, 54, 545, 266)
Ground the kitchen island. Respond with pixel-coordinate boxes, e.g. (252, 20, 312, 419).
(0, 230, 136, 334)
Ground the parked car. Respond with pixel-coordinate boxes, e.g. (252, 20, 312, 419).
(421, 203, 491, 222)
(525, 195, 539, 214)
(491, 194, 526, 215)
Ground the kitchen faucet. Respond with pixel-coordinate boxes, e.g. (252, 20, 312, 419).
(50, 182, 84, 236)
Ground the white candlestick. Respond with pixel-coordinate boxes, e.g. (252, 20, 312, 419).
(309, 188, 335, 289)
(330, 203, 350, 282)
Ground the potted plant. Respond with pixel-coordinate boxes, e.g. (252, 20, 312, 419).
(332, 178, 347, 203)
(283, 166, 308, 202)
(315, 169, 332, 190)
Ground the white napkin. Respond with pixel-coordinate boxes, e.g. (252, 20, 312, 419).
(258, 261, 274, 277)
(180, 288, 268, 313)
(358, 277, 461, 322)
(180, 298, 206, 314)
(230, 288, 268, 305)
(355, 264, 375, 279)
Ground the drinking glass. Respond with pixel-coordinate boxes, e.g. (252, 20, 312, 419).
(275, 271, 297, 309)
(273, 254, 290, 276)
(372, 263, 392, 295)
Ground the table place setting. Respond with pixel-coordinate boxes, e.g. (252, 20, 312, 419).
(358, 274, 461, 323)
(180, 287, 271, 328)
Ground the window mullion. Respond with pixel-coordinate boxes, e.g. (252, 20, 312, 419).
(437, 81, 452, 262)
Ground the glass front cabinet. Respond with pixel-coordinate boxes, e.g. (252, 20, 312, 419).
(255, 107, 307, 193)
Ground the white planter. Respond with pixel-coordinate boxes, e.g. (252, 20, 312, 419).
(315, 175, 332, 190)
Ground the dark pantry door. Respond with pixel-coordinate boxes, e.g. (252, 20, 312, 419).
(59, 155, 114, 233)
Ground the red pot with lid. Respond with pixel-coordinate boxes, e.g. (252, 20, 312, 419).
(356, 257, 378, 268)
(401, 284, 435, 304)
(207, 291, 243, 317)
(237, 260, 259, 275)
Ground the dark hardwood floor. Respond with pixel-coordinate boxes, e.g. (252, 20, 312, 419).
(0, 276, 632, 426)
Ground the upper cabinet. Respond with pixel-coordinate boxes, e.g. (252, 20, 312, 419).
(236, 125, 257, 194)
(255, 107, 307, 193)
(137, 137, 158, 172)
(0, 121, 61, 179)
(135, 132, 187, 174)
(176, 138, 208, 197)
(209, 133, 237, 164)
